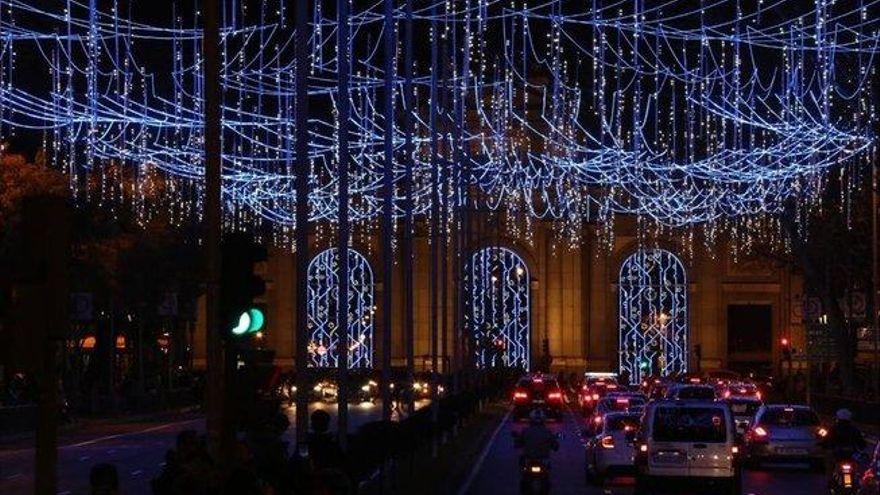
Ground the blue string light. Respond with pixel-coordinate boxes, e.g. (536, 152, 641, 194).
(0, 0, 875, 242)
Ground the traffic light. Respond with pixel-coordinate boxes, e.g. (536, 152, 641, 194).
(220, 233, 267, 339)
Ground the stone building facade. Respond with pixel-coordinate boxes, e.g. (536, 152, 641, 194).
(193, 217, 806, 378)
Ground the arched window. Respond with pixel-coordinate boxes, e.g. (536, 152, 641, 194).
(307, 248, 374, 368)
(618, 249, 688, 384)
(467, 247, 530, 369)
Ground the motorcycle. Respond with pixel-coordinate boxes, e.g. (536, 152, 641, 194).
(830, 451, 868, 495)
(519, 458, 551, 495)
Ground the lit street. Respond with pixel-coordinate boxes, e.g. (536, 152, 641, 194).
(0, 399, 430, 494)
(465, 406, 875, 495)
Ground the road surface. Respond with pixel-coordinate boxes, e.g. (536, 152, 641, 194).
(0, 399, 428, 495)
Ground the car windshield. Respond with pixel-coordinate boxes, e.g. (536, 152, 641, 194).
(760, 408, 819, 427)
(652, 407, 728, 443)
(676, 387, 715, 400)
(607, 415, 641, 431)
(727, 400, 760, 416)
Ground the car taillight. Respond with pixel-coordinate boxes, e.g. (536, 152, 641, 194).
(639, 444, 648, 453)
(601, 435, 615, 449)
(731, 445, 739, 455)
(548, 391, 562, 401)
(529, 465, 542, 473)
(513, 391, 528, 400)
(592, 393, 600, 400)
(756, 391, 762, 400)
(751, 426, 769, 442)
(841, 463, 853, 473)
(723, 390, 731, 398)
(593, 415, 603, 424)
(817, 427, 828, 438)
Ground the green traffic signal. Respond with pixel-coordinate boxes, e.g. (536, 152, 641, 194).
(247, 307, 264, 332)
(230, 307, 265, 336)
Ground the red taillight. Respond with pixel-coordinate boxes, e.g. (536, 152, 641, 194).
(601, 435, 615, 449)
(817, 427, 828, 438)
(593, 415, 603, 424)
(513, 390, 528, 401)
(751, 426, 769, 442)
(756, 391, 762, 400)
(723, 390, 731, 398)
(841, 463, 852, 473)
(548, 391, 563, 401)
(592, 393, 600, 400)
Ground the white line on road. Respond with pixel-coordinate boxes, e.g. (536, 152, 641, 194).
(457, 408, 512, 495)
(0, 418, 202, 457)
(63, 419, 202, 449)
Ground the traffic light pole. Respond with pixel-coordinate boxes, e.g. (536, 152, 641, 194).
(203, 0, 231, 466)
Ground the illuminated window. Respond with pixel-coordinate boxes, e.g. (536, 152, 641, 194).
(619, 249, 688, 384)
(467, 247, 530, 369)
(307, 248, 374, 368)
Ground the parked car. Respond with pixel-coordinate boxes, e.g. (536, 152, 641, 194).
(634, 400, 741, 494)
(744, 404, 827, 471)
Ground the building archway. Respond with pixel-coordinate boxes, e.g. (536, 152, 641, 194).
(307, 248, 374, 368)
(467, 246, 531, 370)
(618, 249, 688, 384)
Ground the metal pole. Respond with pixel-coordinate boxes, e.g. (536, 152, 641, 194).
(203, 0, 229, 465)
(294, 0, 311, 453)
(429, 0, 441, 456)
(403, 0, 416, 416)
(336, 0, 351, 451)
(381, 0, 395, 423)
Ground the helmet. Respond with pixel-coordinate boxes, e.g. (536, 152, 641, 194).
(529, 409, 546, 425)
(835, 409, 853, 421)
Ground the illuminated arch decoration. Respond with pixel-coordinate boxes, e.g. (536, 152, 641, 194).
(618, 249, 688, 385)
(467, 247, 530, 370)
(307, 248, 374, 368)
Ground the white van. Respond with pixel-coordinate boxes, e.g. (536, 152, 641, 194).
(634, 400, 742, 495)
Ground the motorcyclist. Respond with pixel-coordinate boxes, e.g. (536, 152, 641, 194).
(822, 409, 867, 461)
(519, 409, 560, 461)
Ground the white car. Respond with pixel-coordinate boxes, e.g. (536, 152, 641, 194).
(634, 400, 742, 495)
(585, 412, 641, 485)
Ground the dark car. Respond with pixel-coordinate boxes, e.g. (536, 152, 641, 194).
(512, 375, 565, 419)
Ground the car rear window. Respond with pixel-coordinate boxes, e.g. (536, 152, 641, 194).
(607, 415, 641, 431)
(676, 387, 716, 400)
(652, 407, 728, 443)
(727, 400, 760, 416)
(760, 408, 819, 427)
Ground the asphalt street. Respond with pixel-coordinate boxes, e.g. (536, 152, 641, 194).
(0, 399, 428, 495)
